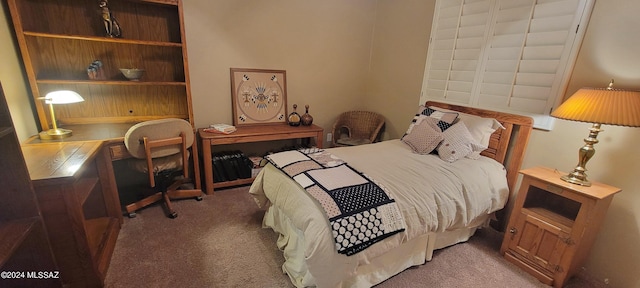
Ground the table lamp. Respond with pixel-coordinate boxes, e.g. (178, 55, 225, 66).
(38, 90, 84, 140)
(550, 80, 640, 186)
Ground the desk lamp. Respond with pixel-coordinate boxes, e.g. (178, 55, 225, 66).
(38, 90, 84, 140)
(550, 80, 640, 186)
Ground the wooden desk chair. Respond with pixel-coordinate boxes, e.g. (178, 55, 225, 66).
(124, 118, 203, 218)
(332, 111, 385, 147)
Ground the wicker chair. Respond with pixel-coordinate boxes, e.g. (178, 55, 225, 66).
(332, 111, 385, 147)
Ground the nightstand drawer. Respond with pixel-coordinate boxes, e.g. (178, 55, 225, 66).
(527, 177, 566, 196)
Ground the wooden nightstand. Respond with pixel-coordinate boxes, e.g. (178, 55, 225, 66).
(500, 166, 621, 288)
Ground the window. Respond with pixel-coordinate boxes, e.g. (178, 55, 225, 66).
(419, 0, 594, 129)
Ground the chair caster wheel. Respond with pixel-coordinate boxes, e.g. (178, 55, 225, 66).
(169, 212, 178, 219)
(128, 212, 137, 218)
(196, 196, 203, 201)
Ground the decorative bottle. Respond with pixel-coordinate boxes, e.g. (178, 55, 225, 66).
(301, 104, 313, 126)
(288, 104, 301, 126)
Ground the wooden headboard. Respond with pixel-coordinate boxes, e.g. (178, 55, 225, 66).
(425, 101, 534, 193)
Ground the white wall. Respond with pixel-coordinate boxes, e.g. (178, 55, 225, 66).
(365, 0, 435, 139)
(183, 0, 377, 139)
(0, 2, 38, 142)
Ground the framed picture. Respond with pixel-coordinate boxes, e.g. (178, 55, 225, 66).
(230, 68, 287, 126)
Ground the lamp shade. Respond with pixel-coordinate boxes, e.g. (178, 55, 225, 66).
(551, 87, 640, 127)
(42, 90, 84, 104)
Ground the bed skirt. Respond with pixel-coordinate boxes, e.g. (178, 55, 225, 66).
(262, 201, 492, 288)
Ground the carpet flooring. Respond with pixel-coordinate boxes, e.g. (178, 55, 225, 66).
(104, 186, 605, 288)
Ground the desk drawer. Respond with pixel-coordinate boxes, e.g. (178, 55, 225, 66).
(108, 144, 131, 160)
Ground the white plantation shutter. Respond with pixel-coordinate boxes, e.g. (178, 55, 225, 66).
(421, 0, 593, 129)
(423, 0, 491, 103)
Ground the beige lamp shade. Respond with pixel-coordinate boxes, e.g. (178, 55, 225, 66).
(551, 87, 640, 127)
(42, 90, 84, 104)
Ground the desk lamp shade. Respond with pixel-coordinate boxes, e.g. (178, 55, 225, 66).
(551, 81, 640, 186)
(39, 90, 84, 140)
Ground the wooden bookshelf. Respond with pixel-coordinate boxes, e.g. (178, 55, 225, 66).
(7, 0, 194, 130)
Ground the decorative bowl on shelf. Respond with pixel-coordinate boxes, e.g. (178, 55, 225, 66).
(119, 68, 145, 81)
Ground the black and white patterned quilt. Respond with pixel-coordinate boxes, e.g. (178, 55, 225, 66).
(266, 148, 406, 256)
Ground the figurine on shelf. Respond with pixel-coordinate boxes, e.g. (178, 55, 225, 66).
(87, 60, 104, 80)
(99, 0, 122, 38)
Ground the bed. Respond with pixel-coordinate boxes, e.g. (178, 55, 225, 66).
(249, 101, 533, 287)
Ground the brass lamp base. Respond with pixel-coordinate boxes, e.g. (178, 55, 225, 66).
(560, 123, 602, 187)
(39, 128, 73, 140)
(561, 173, 591, 187)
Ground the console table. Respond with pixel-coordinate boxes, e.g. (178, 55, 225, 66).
(199, 124, 324, 194)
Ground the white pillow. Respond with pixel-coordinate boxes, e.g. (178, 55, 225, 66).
(437, 122, 486, 163)
(428, 106, 504, 159)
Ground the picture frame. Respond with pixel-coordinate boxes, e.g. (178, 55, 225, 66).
(230, 68, 287, 126)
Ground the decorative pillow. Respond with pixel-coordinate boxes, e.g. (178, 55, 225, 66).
(437, 122, 486, 163)
(418, 105, 458, 131)
(401, 116, 444, 154)
(428, 106, 504, 159)
(403, 105, 459, 139)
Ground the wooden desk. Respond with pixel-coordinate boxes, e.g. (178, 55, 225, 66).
(25, 123, 134, 143)
(199, 124, 324, 194)
(21, 141, 123, 287)
(25, 123, 202, 188)
(25, 123, 134, 160)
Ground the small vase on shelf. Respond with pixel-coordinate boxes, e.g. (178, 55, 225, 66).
(301, 104, 313, 126)
(288, 104, 301, 126)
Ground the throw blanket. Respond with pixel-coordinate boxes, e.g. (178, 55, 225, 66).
(266, 148, 406, 255)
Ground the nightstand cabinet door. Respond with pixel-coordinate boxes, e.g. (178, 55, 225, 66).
(508, 211, 570, 275)
(501, 167, 621, 288)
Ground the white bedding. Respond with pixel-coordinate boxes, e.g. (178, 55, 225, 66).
(249, 139, 510, 287)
